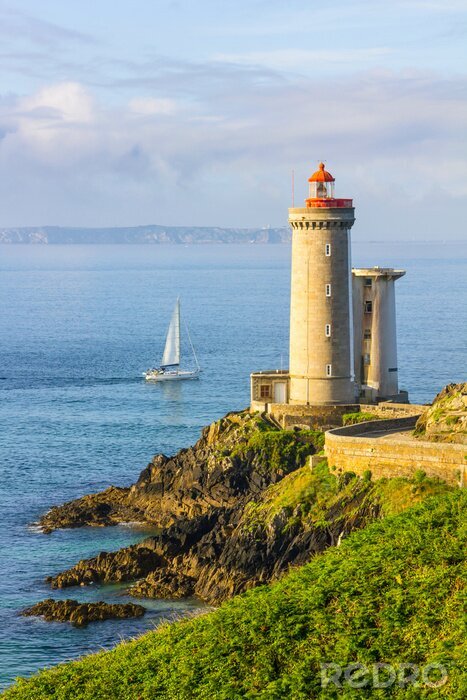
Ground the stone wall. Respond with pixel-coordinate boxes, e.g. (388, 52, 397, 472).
(325, 418, 466, 487)
(268, 403, 360, 430)
(263, 401, 424, 430)
(360, 402, 425, 418)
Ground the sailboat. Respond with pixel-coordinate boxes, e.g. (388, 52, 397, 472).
(144, 298, 201, 381)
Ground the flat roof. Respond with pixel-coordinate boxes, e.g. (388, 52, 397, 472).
(353, 267, 406, 278)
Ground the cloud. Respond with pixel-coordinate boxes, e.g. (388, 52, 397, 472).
(0, 4, 98, 83)
(0, 63, 466, 235)
(214, 48, 392, 72)
(128, 97, 178, 116)
(0, 5, 95, 47)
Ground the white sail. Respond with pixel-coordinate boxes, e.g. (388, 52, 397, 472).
(161, 299, 180, 368)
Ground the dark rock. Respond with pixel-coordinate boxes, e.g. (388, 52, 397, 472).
(40, 486, 144, 532)
(39, 412, 307, 533)
(21, 599, 145, 627)
(130, 570, 196, 599)
(47, 546, 163, 588)
(40, 413, 346, 605)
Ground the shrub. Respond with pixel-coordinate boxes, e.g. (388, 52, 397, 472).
(233, 428, 324, 474)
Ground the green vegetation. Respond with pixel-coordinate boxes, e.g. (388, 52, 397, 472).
(240, 460, 337, 532)
(241, 461, 452, 534)
(5, 489, 465, 699)
(342, 411, 379, 426)
(413, 383, 466, 444)
(231, 425, 324, 473)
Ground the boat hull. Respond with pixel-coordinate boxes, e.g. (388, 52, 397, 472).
(144, 369, 200, 382)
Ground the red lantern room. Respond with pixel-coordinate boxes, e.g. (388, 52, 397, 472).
(308, 162, 335, 199)
(304, 162, 353, 208)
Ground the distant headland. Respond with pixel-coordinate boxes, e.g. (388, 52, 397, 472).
(0, 225, 290, 245)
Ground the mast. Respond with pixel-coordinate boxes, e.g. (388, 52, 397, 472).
(185, 318, 201, 371)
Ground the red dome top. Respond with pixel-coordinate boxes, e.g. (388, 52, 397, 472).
(308, 162, 335, 183)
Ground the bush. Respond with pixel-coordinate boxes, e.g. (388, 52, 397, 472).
(233, 428, 324, 473)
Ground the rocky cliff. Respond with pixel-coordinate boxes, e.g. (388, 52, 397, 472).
(40, 411, 452, 605)
(41, 413, 321, 533)
(414, 383, 467, 444)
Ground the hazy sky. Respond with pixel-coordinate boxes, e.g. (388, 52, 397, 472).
(0, 0, 466, 239)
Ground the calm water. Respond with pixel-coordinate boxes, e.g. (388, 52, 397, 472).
(0, 242, 465, 689)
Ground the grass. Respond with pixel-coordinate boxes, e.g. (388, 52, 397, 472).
(240, 461, 452, 534)
(4, 488, 466, 699)
(342, 411, 379, 426)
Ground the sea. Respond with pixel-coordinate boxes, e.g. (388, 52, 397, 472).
(0, 242, 465, 689)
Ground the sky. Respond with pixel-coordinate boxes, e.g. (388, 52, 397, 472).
(0, 0, 466, 239)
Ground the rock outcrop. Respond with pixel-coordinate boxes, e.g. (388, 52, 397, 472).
(414, 383, 467, 444)
(21, 599, 145, 627)
(47, 546, 163, 589)
(43, 413, 328, 601)
(40, 413, 317, 533)
(40, 409, 453, 607)
(131, 570, 196, 599)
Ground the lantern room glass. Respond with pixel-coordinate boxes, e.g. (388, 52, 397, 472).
(308, 181, 335, 199)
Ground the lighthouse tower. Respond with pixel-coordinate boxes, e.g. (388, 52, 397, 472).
(288, 164, 356, 405)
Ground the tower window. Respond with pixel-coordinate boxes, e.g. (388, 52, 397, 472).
(325, 284, 332, 297)
(260, 384, 271, 398)
(325, 324, 331, 337)
(364, 328, 372, 340)
(364, 353, 371, 366)
(326, 364, 332, 377)
(364, 277, 372, 287)
(364, 301, 373, 313)
(325, 243, 331, 256)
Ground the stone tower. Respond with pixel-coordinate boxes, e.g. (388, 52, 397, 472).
(352, 267, 406, 402)
(288, 163, 356, 405)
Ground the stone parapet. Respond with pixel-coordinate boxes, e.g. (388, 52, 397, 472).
(325, 418, 466, 487)
(268, 403, 360, 430)
(360, 403, 425, 417)
(251, 402, 425, 429)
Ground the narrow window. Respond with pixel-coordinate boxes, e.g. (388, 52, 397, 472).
(364, 277, 372, 287)
(364, 328, 372, 340)
(364, 353, 371, 366)
(325, 284, 331, 297)
(364, 300, 373, 313)
(326, 364, 332, 377)
(260, 384, 271, 398)
(325, 324, 331, 337)
(325, 243, 331, 256)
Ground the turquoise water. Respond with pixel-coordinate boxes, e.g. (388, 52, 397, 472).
(0, 242, 465, 688)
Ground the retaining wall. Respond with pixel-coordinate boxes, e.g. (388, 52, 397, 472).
(268, 403, 360, 430)
(266, 402, 425, 430)
(325, 417, 466, 487)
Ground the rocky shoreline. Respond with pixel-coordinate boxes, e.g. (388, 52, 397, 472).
(37, 412, 337, 604)
(32, 406, 455, 612)
(22, 599, 146, 627)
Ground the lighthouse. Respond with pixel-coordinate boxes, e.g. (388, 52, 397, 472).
(288, 163, 356, 405)
(250, 161, 407, 416)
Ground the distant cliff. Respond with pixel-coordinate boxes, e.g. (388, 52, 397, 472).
(0, 225, 290, 244)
